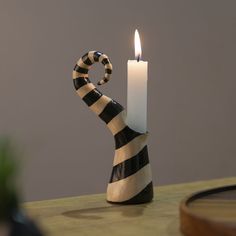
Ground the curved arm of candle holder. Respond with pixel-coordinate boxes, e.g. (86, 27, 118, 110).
(72, 51, 153, 204)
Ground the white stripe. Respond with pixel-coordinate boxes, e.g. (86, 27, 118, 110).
(106, 164, 152, 202)
(98, 80, 105, 85)
(107, 110, 127, 135)
(113, 134, 148, 166)
(105, 64, 112, 70)
(76, 83, 95, 98)
(99, 54, 107, 62)
(72, 71, 79, 79)
(72, 71, 88, 78)
(89, 95, 112, 115)
(105, 73, 111, 78)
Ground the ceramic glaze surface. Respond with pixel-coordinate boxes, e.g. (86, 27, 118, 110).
(72, 51, 153, 204)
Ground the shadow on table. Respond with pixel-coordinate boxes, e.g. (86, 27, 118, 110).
(62, 204, 151, 220)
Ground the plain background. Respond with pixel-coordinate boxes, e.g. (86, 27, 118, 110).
(0, 0, 235, 201)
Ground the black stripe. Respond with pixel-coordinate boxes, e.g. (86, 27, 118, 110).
(74, 65, 89, 74)
(107, 182, 153, 205)
(82, 56, 93, 66)
(73, 77, 90, 90)
(105, 69, 112, 74)
(109, 146, 149, 183)
(102, 58, 109, 65)
(114, 126, 141, 149)
(103, 78, 109, 83)
(94, 51, 102, 62)
(82, 89, 102, 106)
(99, 100, 123, 124)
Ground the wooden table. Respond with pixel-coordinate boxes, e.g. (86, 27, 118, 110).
(25, 177, 236, 236)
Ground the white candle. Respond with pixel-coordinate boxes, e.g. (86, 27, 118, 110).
(127, 30, 148, 133)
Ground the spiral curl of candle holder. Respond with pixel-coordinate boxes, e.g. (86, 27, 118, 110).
(72, 51, 153, 204)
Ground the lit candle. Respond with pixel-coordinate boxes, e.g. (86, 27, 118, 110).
(127, 29, 148, 133)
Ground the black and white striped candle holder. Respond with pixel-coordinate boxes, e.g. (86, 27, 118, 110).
(72, 51, 153, 204)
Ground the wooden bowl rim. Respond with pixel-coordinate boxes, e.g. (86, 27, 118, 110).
(180, 184, 236, 236)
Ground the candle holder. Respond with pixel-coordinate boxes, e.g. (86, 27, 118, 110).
(72, 51, 153, 204)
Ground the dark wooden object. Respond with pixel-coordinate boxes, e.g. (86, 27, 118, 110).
(180, 185, 236, 236)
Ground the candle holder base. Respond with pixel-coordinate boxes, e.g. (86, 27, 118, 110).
(107, 182, 153, 205)
(106, 124, 153, 204)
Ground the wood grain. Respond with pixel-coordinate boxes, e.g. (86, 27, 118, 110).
(24, 177, 236, 236)
(180, 184, 236, 236)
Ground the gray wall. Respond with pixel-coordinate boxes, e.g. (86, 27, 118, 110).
(0, 0, 235, 201)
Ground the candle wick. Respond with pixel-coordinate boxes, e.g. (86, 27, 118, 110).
(137, 55, 140, 62)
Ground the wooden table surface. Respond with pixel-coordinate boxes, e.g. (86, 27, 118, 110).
(25, 177, 236, 236)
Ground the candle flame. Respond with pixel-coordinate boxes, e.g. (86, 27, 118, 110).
(134, 29, 142, 61)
